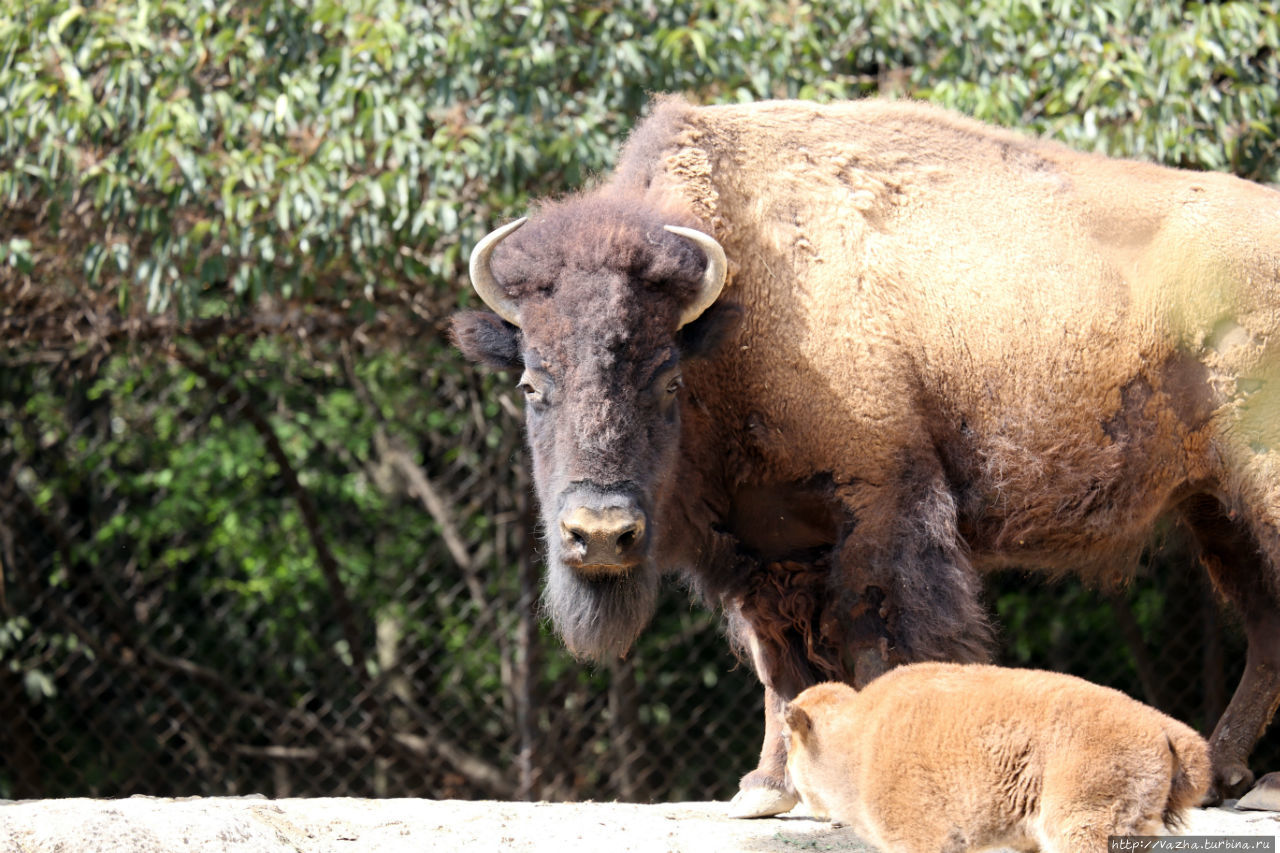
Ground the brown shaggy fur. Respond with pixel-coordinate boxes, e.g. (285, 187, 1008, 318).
(454, 95, 1280, 808)
(785, 665, 1212, 853)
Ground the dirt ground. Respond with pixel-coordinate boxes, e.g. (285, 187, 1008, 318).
(3, 796, 1280, 852)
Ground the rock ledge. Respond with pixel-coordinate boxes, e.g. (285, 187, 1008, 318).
(2, 796, 1277, 852)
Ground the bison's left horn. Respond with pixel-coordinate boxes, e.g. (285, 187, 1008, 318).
(665, 225, 727, 329)
(469, 217, 527, 327)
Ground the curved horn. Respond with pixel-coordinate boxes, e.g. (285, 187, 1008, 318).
(664, 225, 727, 328)
(469, 217, 527, 326)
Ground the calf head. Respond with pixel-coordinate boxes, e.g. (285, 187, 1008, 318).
(452, 195, 738, 661)
(783, 682, 862, 821)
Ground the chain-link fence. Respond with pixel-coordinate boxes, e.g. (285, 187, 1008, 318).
(1, 331, 1275, 802)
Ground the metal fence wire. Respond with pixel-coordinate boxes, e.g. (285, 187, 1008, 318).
(1, 333, 1274, 802)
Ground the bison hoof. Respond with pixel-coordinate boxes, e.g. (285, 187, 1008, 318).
(727, 786, 799, 819)
(1203, 762, 1256, 805)
(1236, 771, 1280, 811)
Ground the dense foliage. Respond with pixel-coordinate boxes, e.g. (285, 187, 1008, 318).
(4, 1, 1276, 328)
(2, 0, 1277, 800)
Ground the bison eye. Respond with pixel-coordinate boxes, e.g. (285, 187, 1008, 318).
(665, 375, 684, 395)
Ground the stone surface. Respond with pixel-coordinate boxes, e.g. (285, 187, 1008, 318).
(1, 796, 1277, 852)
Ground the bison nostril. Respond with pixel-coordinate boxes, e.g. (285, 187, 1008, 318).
(617, 529, 637, 552)
(561, 523, 588, 551)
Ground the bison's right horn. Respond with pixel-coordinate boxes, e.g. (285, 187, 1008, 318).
(664, 225, 727, 328)
(469, 217, 527, 327)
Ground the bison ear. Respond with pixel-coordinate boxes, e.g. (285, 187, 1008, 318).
(677, 301, 741, 360)
(451, 311, 523, 370)
(783, 703, 812, 741)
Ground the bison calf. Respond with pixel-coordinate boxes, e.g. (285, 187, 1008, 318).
(783, 663, 1210, 853)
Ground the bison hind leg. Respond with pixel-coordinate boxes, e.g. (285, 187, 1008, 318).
(1180, 490, 1280, 801)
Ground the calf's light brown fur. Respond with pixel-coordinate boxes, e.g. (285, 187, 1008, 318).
(785, 663, 1211, 853)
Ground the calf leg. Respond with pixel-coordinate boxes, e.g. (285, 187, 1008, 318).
(1038, 812, 1139, 853)
(1182, 492, 1280, 801)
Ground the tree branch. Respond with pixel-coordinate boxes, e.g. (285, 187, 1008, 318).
(170, 346, 371, 673)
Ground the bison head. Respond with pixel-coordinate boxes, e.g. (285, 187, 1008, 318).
(451, 196, 738, 661)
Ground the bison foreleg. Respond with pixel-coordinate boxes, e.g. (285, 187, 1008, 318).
(833, 466, 993, 667)
(721, 599, 813, 818)
(728, 684, 801, 819)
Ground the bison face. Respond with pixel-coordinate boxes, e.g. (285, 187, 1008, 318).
(452, 202, 737, 661)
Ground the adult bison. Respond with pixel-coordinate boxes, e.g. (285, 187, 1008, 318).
(452, 95, 1280, 816)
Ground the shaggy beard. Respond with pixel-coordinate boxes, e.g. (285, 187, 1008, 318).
(542, 561, 660, 662)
